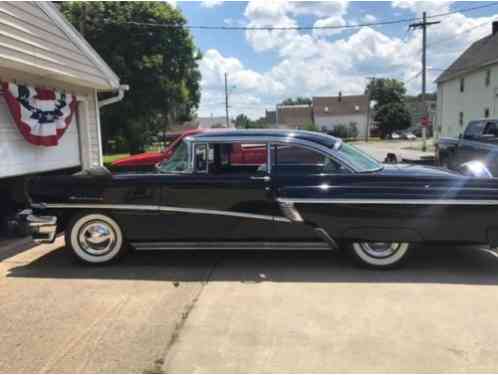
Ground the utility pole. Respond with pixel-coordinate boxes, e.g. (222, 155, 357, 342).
(365, 76, 375, 142)
(224, 72, 229, 128)
(409, 12, 440, 152)
(79, 3, 87, 36)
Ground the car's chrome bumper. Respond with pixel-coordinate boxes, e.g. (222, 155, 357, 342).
(26, 213, 57, 243)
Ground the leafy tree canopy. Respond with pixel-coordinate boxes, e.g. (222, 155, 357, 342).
(280, 97, 312, 106)
(234, 113, 269, 129)
(365, 78, 406, 109)
(61, 2, 201, 153)
(234, 114, 251, 129)
(374, 102, 411, 138)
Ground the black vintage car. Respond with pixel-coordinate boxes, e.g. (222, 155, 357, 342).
(27, 129, 498, 269)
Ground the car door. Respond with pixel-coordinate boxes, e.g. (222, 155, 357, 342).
(156, 141, 283, 241)
(457, 120, 485, 166)
(270, 142, 348, 240)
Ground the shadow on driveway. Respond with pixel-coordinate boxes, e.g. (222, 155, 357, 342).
(5, 243, 498, 286)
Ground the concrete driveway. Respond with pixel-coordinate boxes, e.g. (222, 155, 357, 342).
(2, 239, 498, 373)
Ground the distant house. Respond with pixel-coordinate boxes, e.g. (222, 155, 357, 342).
(170, 116, 235, 132)
(436, 21, 498, 139)
(197, 116, 234, 129)
(276, 104, 313, 129)
(312, 93, 369, 139)
(265, 109, 276, 125)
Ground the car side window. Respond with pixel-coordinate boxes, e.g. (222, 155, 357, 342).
(197, 142, 268, 176)
(483, 122, 498, 137)
(272, 144, 346, 175)
(464, 121, 484, 139)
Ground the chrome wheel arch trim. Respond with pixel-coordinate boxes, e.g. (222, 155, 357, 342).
(277, 198, 498, 205)
(38, 203, 291, 223)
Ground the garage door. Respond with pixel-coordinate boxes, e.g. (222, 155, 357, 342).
(0, 96, 81, 179)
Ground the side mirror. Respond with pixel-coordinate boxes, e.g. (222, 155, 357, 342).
(458, 133, 463, 139)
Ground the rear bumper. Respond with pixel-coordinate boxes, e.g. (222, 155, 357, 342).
(26, 213, 57, 243)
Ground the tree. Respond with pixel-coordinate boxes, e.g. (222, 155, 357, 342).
(365, 78, 406, 109)
(234, 114, 251, 129)
(61, 2, 201, 154)
(374, 102, 411, 138)
(280, 97, 312, 106)
(365, 78, 410, 137)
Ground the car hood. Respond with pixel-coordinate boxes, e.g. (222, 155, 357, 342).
(112, 151, 163, 166)
(377, 163, 462, 177)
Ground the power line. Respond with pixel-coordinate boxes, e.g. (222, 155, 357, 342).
(118, 3, 498, 31)
(405, 70, 422, 83)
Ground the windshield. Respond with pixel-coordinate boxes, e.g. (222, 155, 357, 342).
(335, 142, 382, 172)
(158, 140, 190, 173)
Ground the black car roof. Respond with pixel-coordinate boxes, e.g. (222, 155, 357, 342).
(189, 129, 339, 148)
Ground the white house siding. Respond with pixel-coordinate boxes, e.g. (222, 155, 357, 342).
(437, 64, 498, 139)
(314, 114, 368, 139)
(0, 94, 80, 178)
(0, 65, 103, 177)
(0, 2, 111, 90)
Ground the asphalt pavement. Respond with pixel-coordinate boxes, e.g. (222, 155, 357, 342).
(2, 238, 498, 372)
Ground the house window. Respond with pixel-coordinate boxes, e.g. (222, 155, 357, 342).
(485, 70, 491, 87)
(459, 112, 464, 126)
(485, 108, 490, 118)
(460, 78, 465, 92)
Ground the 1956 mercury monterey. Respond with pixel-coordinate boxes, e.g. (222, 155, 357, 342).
(26, 129, 498, 269)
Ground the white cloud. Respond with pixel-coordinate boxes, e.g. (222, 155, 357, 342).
(199, 1, 498, 119)
(313, 15, 347, 37)
(391, 0, 451, 16)
(200, 0, 223, 8)
(198, 49, 285, 118)
(164, 0, 176, 8)
(362, 14, 377, 23)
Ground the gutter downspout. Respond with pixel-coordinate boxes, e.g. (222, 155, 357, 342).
(98, 84, 130, 108)
(95, 84, 129, 166)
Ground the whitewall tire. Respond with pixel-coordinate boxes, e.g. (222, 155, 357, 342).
(350, 242, 410, 269)
(66, 213, 127, 264)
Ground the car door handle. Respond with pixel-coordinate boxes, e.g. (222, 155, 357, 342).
(250, 176, 271, 182)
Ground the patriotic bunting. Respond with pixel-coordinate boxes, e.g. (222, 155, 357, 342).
(2, 82, 77, 147)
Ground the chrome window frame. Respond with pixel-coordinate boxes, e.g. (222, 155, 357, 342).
(193, 143, 209, 174)
(185, 135, 355, 173)
(188, 139, 273, 176)
(157, 139, 194, 174)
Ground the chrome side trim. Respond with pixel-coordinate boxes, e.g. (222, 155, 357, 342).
(278, 198, 498, 205)
(41, 203, 291, 223)
(132, 241, 330, 251)
(314, 227, 338, 250)
(278, 201, 304, 222)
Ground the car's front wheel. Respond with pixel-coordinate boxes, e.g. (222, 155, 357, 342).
(66, 212, 127, 264)
(350, 242, 411, 269)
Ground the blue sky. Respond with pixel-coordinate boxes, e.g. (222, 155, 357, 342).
(171, 1, 498, 119)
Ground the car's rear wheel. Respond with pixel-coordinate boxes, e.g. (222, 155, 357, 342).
(350, 242, 410, 269)
(66, 212, 127, 264)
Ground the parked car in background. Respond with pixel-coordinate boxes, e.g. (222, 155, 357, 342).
(437, 118, 498, 175)
(112, 129, 202, 171)
(112, 128, 267, 171)
(27, 129, 498, 270)
(389, 132, 401, 140)
(401, 131, 417, 140)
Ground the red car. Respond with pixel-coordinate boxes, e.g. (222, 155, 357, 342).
(112, 129, 266, 170)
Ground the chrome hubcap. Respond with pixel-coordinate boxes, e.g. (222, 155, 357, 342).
(78, 221, 116, 256)
(359, 242, 401, 258)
